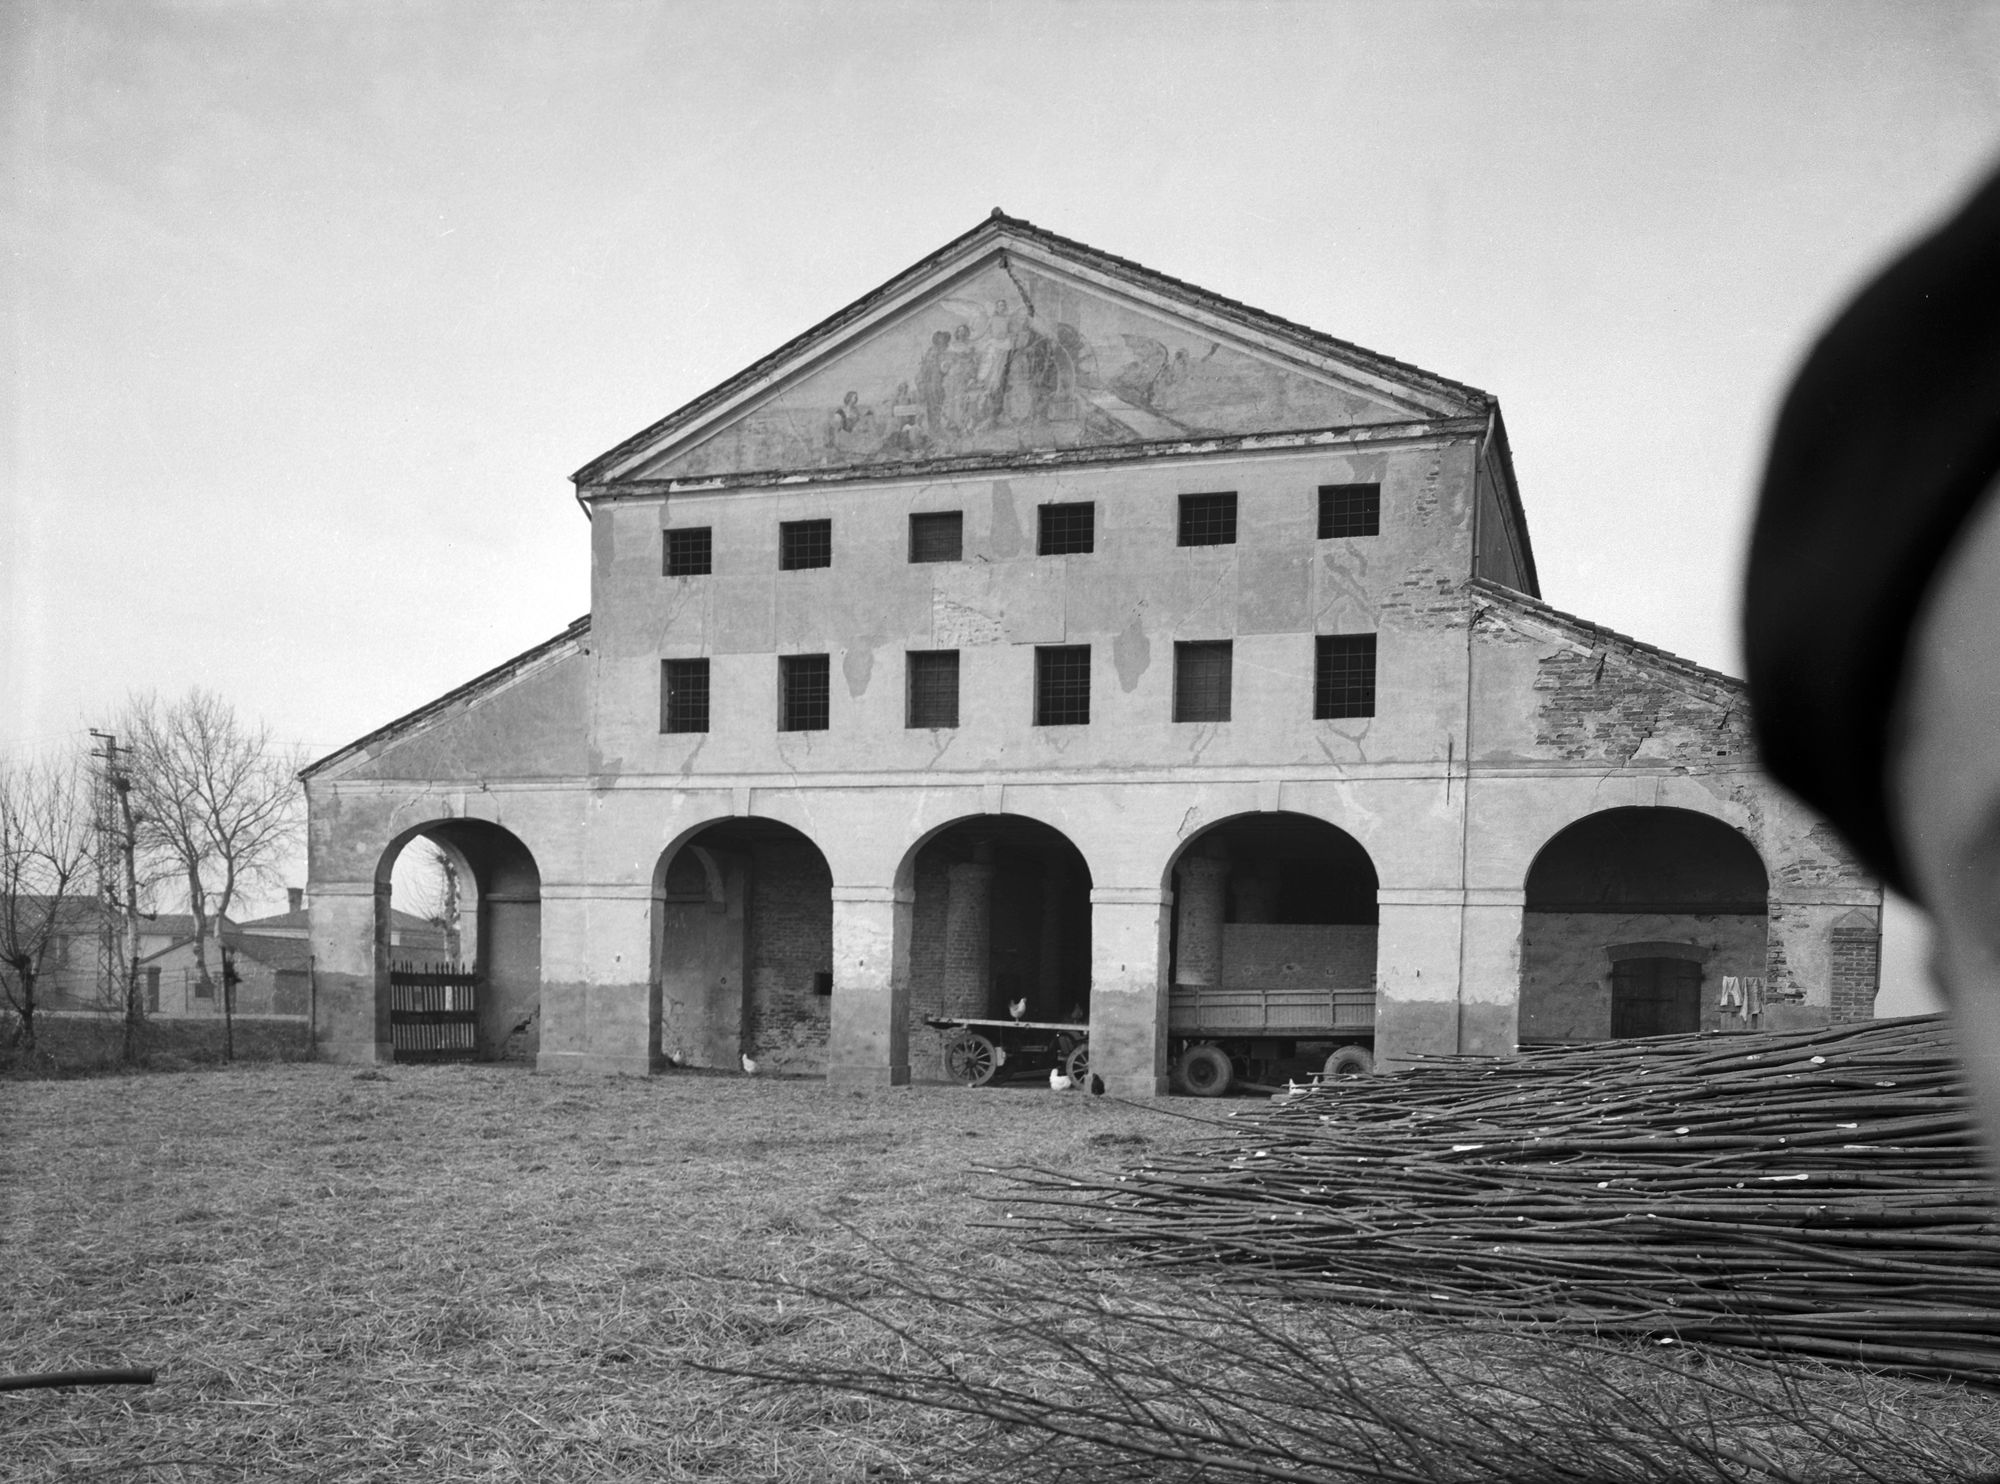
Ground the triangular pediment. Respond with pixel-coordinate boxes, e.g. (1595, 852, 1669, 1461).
(580, 217, 1490, 487)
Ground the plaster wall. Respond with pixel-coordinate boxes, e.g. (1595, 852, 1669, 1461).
(1519, 911, 1767, 1043)
(588, 439, 1480, 778)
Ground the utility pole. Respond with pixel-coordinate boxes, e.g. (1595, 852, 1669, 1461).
(89, 731, 143, 1060)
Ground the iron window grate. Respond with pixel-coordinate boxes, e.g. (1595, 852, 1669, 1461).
(906, 650, 960, 728)
(780, 653, 831, 731)
(1035, 645, 1091, 726)
(1318, 483, 1381, 539)
(661, 659, 711, 733)
(1038, 501, 1095, 555)
(1178, 492, 1238, 546)
(780, 519, 832, 571)
(1174, 641, 1233, 723)
(664, 526, 713, 576)
(1314, 634, 1377, 720)
(909, 511, 963, 563)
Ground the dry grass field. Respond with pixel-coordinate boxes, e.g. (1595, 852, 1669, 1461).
(6, 1062, 2000, 1482)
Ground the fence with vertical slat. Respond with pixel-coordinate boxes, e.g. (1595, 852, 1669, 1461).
(389, 960, 480, 1062)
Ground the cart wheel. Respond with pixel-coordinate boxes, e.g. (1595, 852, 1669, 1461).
(1063, 1043, 1090, 1086)
(945, 1032, 1000, 1087)
(1179, 1043, 1234, 1098)
(1322, 1044, 1374, 1080)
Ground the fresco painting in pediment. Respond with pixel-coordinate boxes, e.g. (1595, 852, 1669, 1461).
(642, 262, 1409, 479)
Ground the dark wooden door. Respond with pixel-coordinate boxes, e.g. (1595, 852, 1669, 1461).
(1610, 957, 1701, 1038)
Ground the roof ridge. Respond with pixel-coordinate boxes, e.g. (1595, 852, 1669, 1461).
(300, 615, 591, 780)
(1469, 578, 1744, 692)
(573, 212, 1493, 486)
(987, 211, 1496, 409)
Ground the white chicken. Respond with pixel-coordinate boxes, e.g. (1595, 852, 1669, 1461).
(1008, 997, 1028, 1021)
(1049, 1067, 1073, 1092)
(740, 1053, 759, 1075)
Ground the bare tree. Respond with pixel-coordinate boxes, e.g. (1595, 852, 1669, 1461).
(121, 689, 305, 1060)
(395, 837, 462, 959)
(0, 749, 97, 1049)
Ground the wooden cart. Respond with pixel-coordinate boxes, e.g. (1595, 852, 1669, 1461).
(925, 1015, 1090, 1088)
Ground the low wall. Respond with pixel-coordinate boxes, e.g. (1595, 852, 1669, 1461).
(0, 1011, 314, 1074)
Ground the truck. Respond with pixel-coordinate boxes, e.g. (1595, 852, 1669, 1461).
(1168, 922, 1376, 1095)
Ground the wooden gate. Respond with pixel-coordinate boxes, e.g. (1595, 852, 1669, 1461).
(389, 961, 480, 1062)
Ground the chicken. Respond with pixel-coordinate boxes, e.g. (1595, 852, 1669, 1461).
(1049, 1067, 1073, 1092)
(740, 1053, 759, 1075)
(1008, 997, 1028, 1021)
(1089, 1074, 1106, 1097)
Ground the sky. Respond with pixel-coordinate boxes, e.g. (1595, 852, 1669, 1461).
(6, 0, 1999, 1003)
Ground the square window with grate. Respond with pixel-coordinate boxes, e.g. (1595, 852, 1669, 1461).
(909, 511, 963, 563)
(779, 518, 832, 571)
(906, 650, 960, 729)
(780, 653, 831, 731)
(661, 658, 711, 733)
(1317, 483, 1381, 539)
(1038, 501, 1095, 555)
(1178, 491, 1237, 546)
(664, 526, 713, 576)
(1314, 634, 1377, 720)
(1035, 645, 1091, 726)
(1173, 641, 1233, 723)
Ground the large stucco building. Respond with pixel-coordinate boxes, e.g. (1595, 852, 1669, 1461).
(302, 213, 1881, 1092)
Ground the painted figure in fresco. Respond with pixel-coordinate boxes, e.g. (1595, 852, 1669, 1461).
(884, 380, 930, 457)
(971, 299, 1017, 430)
(943, 325, 980, 438)
(917, 330, 951, 437)
(822, 389, 879, 459)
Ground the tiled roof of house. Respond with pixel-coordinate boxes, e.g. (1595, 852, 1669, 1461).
(135, 913, 243, 940)
(228, 935, 313, 972)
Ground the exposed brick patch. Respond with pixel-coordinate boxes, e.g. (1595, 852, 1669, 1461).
(743, 839, 832, 1070)
(1522, 639, 1750, 766)
(1831, 916, 1882, 1023)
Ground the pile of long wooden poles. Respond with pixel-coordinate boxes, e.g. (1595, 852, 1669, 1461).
(1004, 1016, 2000, 1385)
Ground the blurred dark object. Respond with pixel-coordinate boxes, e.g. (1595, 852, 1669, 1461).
(1746, 163, 2000, 899)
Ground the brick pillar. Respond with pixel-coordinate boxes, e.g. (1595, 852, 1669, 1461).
(944, 860, 995, 1018)
(1174, 856, 1230, 985)
(1088, 887, 1171, 1096)
(828, 886, 913, 1086)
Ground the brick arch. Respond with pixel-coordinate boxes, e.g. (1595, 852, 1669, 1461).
(1518, 806, 1770, 1047)
(889, 807, 1102, 899)
(1488, 781, 1761, 900)
(372, 818, 542, 1063)
(894, 815, 1095, 1047)
(651, 817, 835, 1076)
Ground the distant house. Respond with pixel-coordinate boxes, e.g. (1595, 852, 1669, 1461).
(5, 883, 449, 1021)
(133, 888, 449, 1019)
(3, 895, 113, 1011)
(137, 930, 313, 1016)
(237, 888, 450, 957)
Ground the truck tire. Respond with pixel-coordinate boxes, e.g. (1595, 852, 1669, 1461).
(1323, 1044, 1374, 1080)
(1179, 1043, 1235, 1098)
